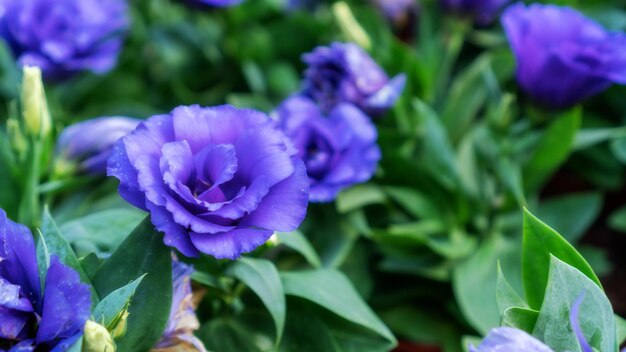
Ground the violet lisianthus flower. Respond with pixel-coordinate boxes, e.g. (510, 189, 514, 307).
(302, 42, 406, 116)
(153, 261, 206, 352)
(0, 0, 129, 80)
(0, 209, 91, 351)
(471, 293, 593, 352)
(275, 95, 380, 202)
(56, 116, 141, 175)
(441, 0, 508, 25)
(502, 3, 626, 110)
(108, 105, 309, 259)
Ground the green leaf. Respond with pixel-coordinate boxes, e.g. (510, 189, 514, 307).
(535, 192, 602, 243)
(453, 234, 521, 334)
(281, 269, 395, 345)
(227, 257, 285, 345)
(59, 208, 146, 256)
(336, 184, 386, 213)
(533, 257, 616, 352)
(200, 318, 263, 352)
(93, 217, 172, 352)
(277, 231, 322, 268)
(616, 315, 626, 345)
(501, 307, 538, 333)
(280, 299, 394, 352)
(93, 275, 145, 329)
(415, 99, 459, 190)
(608, 205, 626, 233)
(523, 108, 581, 190)
(522, 209, 601, 310)
(39, 208, 98, 306)
(496, 262, 527, 313)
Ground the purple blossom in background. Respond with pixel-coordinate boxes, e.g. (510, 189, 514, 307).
(0, 209, 91, 351)
(108, 105, 309, 259)
(302, 42, 406, 116)
(375, 0, 418, 28)
(502, 3, 626, 109)
(153, 260, 206, 352)
(0, 0, 129, 80)
(275, 95, 380, 202)
(56, 116, 141, 175)
(441, 0, 508, 24)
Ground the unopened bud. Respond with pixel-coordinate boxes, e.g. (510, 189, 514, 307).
(83, 320, 116, 352)
(21, 66, 51, 138)
(332, 2, 372, 50)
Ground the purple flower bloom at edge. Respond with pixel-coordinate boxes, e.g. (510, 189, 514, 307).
(0, 0, 129, 80)
(108, 105, 310, 259)
(502, 3, 626, 109)
(0, 209, 91, 351)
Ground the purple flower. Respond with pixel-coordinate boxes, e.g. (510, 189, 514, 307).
(108, 105, 309, 259)
(274, 96, 380, 202)
(469, 327, 553, 352)
(0, 0, 129, 80)
(153, 261, 206, 352)
(302, 42, 406, 116)
(0, 209, 91, 351)
(441, 0, 508, 24)
(56, 116, 141, 175)
(502, 3, 626, 109)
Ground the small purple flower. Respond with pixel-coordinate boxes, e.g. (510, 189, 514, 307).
(275, 96, 380, 202)
(0, 209, 91, 351)
(108, 105, 309, 259)
(441, 0, 508, 24)
(56, 116, 141, 175)
(502, 3, 626, 109)
(0, 0, 129, 80)
(302, 42, 406, 116)
(153, 260, 206, 352)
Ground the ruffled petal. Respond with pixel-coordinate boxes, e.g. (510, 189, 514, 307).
(188, 228, 274, 260)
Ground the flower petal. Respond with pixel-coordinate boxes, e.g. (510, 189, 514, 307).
(189, 228, 274, 260)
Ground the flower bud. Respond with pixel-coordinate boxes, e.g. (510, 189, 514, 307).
(83, 320, 117, 352)
(21, 66, 51, 138)
(332, 2, 372, 50)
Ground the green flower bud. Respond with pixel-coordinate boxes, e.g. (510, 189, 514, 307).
(21, 66, 51, 138)
(83, 320, 117, 352)
(332, 2, 372, 50)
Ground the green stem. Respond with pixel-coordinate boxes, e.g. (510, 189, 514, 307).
(18, 138, 42, 227)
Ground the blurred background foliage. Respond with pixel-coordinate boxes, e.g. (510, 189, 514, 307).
(1, 0, 626, 350)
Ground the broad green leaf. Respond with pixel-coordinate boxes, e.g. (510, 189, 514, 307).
(522, 209, 601, 310)
(535, 192, 602, 243)
(280, 299, 394, 352)
(93, 217, 172, 352)
(496, 262, 527, 313)
(39, 209, 98, 305)
(523, 108, 581, 190)
(383, 186, 440, 219)
(200, 318, 263, 352)
(336, 184, 386, 213)
(610, 136, 626, 164)
(501, 307, 538, 333)
(533, 257, 616, 352)
(227, 257, 286, 345)
(59, 208, 146, 256)
(277, 231, 322, 268)
(34, 229, 49, 294)
(93, 275, 145, 329)
(616, 315, 626, 344)
(281, 269, 395, 345)
(453, 234, 521, 334)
